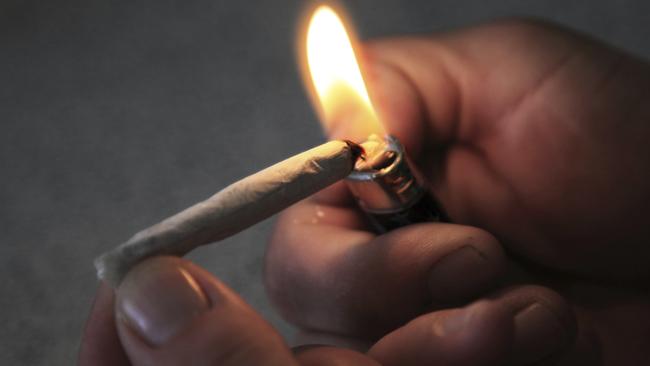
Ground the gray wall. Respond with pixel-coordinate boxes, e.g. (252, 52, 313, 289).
(1, 0, 648, 364)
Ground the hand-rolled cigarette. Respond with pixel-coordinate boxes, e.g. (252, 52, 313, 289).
(95, 140, 362, 287)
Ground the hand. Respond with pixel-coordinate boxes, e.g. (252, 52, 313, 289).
(79, 19, 650, 366)
(79, 256, 383, 365)
(267, 19, 650, 365)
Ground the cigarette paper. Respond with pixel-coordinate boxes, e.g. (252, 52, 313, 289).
(95, 140, 359, 287)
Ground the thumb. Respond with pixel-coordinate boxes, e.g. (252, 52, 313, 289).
(114, 256, 298, 366)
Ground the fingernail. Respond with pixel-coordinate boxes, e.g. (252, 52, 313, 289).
(116, 258, 210, 346)
(510, 303, 568, 364)
(428, 246, 494, 303)
(434, 302, 482, 337)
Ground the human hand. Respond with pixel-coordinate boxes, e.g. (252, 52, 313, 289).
(267, 19, 650, 365)
(79, 256, 385, 365)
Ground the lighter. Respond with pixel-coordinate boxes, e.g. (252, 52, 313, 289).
(347, 134, 447, 232)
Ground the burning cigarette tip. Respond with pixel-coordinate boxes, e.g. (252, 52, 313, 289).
(343, 140, 365, 161)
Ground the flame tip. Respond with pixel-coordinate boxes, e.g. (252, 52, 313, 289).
(303, 5, 385, 141)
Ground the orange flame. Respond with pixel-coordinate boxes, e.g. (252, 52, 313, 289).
(303, 5, 384, 142)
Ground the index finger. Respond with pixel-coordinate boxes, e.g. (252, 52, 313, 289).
(266, 182, 506, 338)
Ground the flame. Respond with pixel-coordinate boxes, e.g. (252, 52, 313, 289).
(304, 5, 384, 142)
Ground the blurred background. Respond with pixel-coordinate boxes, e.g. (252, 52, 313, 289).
(1, 0, 648, 364)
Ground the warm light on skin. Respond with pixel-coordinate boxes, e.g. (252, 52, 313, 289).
(306, 5, 385, 142)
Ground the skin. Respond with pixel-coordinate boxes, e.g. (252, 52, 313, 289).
(80, 19, 650, 365)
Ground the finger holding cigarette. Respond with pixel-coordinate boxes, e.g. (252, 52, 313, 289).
(95, 140, 363, 287)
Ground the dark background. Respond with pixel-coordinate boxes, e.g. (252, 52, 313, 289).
(1, 0, 648, 364)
